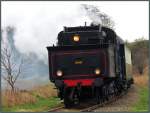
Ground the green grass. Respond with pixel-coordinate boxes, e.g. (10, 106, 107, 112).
(2, 96, 62, 112)
(131, 86, 149, 112)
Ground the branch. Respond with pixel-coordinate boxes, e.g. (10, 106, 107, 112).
(13, 59, 23, 83)
(2, 75, 13, 86)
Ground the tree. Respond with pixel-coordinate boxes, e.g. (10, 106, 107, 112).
(133, 48, 147, 74)
(126, 37, 148, 75)
(1, 27, 25, 92)
(1, 46, 24, 92)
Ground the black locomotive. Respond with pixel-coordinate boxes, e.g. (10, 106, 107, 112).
(47, 24, 134, 108)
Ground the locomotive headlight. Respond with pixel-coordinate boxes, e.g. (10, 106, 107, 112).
(95, 68, 101, 75)
(56, 70, 63, 77)
(73, 35, 80, 42)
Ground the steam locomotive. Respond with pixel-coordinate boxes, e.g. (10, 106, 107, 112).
(47, 24, 134, 108)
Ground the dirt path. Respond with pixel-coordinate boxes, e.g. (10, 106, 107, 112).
(94, 84, 139, 112)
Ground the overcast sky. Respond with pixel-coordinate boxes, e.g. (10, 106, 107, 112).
(2, 1, 149, 62)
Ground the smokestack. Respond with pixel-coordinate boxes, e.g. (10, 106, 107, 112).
(85, 22, 87, 26)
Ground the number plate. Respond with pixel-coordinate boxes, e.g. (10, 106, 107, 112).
(74, 60, 83, 64)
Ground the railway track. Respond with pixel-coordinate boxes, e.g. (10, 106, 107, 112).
(80, 93, 124, 112)
(48, 106, 65, 112)
(48, 92, 126, 112)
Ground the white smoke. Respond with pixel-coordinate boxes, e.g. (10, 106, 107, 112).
(1, 28, 8, 46)
(2, 2, 92, 64)
(81, 4, 102, 25)
(81, 4, 115, 28)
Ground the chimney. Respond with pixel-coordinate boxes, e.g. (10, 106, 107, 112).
(85, 22, 87, 26)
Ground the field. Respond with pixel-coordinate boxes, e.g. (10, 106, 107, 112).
(2, 67, 149, 112)
(131, 67, 149, 112)
(2, 83, 62, 112)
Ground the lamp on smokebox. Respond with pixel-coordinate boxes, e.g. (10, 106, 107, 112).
(73, 35, 80, 42)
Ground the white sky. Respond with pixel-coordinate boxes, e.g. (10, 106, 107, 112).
(1, 1, 149, 63)
(2, 1, 149, 42)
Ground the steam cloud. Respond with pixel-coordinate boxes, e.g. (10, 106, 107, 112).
(81, 4, 115, 28)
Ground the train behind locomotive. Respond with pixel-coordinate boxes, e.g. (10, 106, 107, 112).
(47, 24, 134, 108)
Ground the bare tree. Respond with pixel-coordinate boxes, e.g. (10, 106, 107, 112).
(1, 46, 24, 92)
(1, 27, 24, 92)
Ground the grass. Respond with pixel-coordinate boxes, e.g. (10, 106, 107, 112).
(2, 83, 62, 112)
(3, 96, 61, 112)
(131, 68, 149, 112)
(131, 86, 149, 112)
(2, 89, 37, 107)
